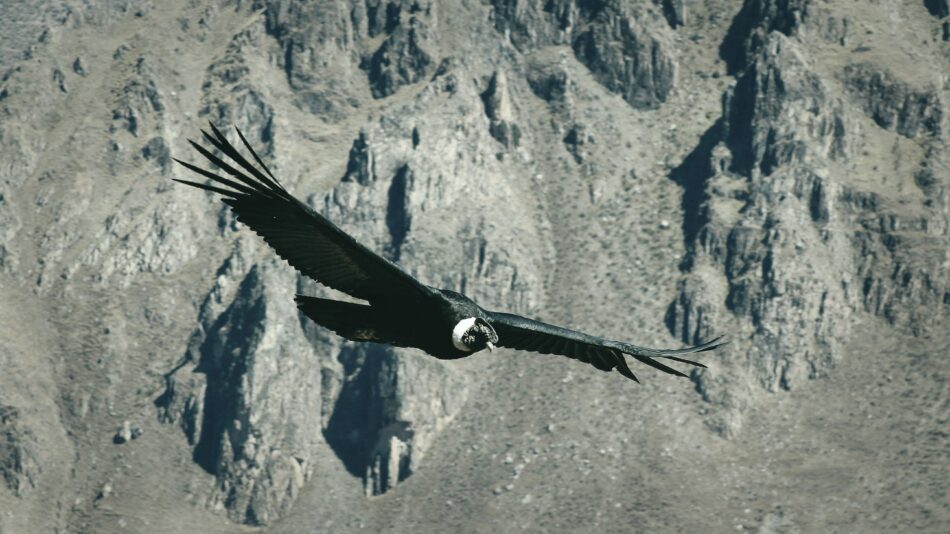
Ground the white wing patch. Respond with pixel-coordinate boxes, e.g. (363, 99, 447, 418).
(352, 328, 377, 341)
(452, 317, 477, 351)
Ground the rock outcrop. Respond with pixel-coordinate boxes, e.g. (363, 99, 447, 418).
(262, 0, 437, 104)
(0, 1, 947, 532)
(571, 4, 676, 110)
(0, 192, 19, 272)
(670, 12, 948, 436)
(655, 0, 687, 28)
(0, 405, 40, 497)
(362, 13, 434, 99)
(925, 0, 949, 18)
(843, 63, 943, 138)
(158, 249, 323, 525)
(481, 70, 521, 148)
(668, 33, 856, 433)
(490, 0, 677, 109)
(721, 0, 849, 73)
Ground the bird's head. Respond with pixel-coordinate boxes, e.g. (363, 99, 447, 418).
(452, 317, 499, 353)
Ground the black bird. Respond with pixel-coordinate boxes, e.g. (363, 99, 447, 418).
(173, 124, 727, 382)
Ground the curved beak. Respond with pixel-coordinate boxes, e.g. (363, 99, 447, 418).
(486, 342, 495, 352)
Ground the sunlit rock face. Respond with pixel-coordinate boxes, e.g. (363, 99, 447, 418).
(0, 0, 947, 532)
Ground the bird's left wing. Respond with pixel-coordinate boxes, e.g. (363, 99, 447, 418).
(173, 123, 435, 303)
(485, 311, 726, 382)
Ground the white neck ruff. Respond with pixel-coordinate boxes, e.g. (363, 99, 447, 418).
(451, 317, 477, 351)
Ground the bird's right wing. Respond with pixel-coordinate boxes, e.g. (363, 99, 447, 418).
(486, 311, 726, 382)
(173, 123, 435, 303)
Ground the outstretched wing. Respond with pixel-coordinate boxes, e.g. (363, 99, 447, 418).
(173, 123, 434, 303)
(486, 311, 726, 382)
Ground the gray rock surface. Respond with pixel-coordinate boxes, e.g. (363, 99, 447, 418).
(482, 70, 522, 148)
(669, 32, 858, 433)
(843, 62, 943, 138)
(655, 0, 687, 28)
(570, 4, 676, 110)
(0, 1, 947, 533)
(0, 406, 40, 497)
(491, 0, 677, 109)
(158, 253, 323, 524)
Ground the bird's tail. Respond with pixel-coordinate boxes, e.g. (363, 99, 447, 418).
(296, 295, 377, 340)
(295, 295, 411, 347)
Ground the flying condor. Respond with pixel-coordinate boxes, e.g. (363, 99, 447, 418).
(173, 124, 727, 383)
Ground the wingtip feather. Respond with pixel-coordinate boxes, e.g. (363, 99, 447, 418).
(172, 156, 259, 196)
(614, 357, 640, 383)
(660, 355, 708, 368)
(629, 353, 689, 378)
(208, 121, 227, 143)
(202, 123, 284, 193)
(171, 177, 236, 197)
(656, 335, 729, 355)
(235, 125, 278, 181)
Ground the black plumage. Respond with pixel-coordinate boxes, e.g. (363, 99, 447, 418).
(174, 124, 727, 383)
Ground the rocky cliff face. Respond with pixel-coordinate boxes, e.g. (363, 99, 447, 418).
(668, 0, 948, 435)
(0, 1, 948, 533)
(668, 31, 858, 433)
